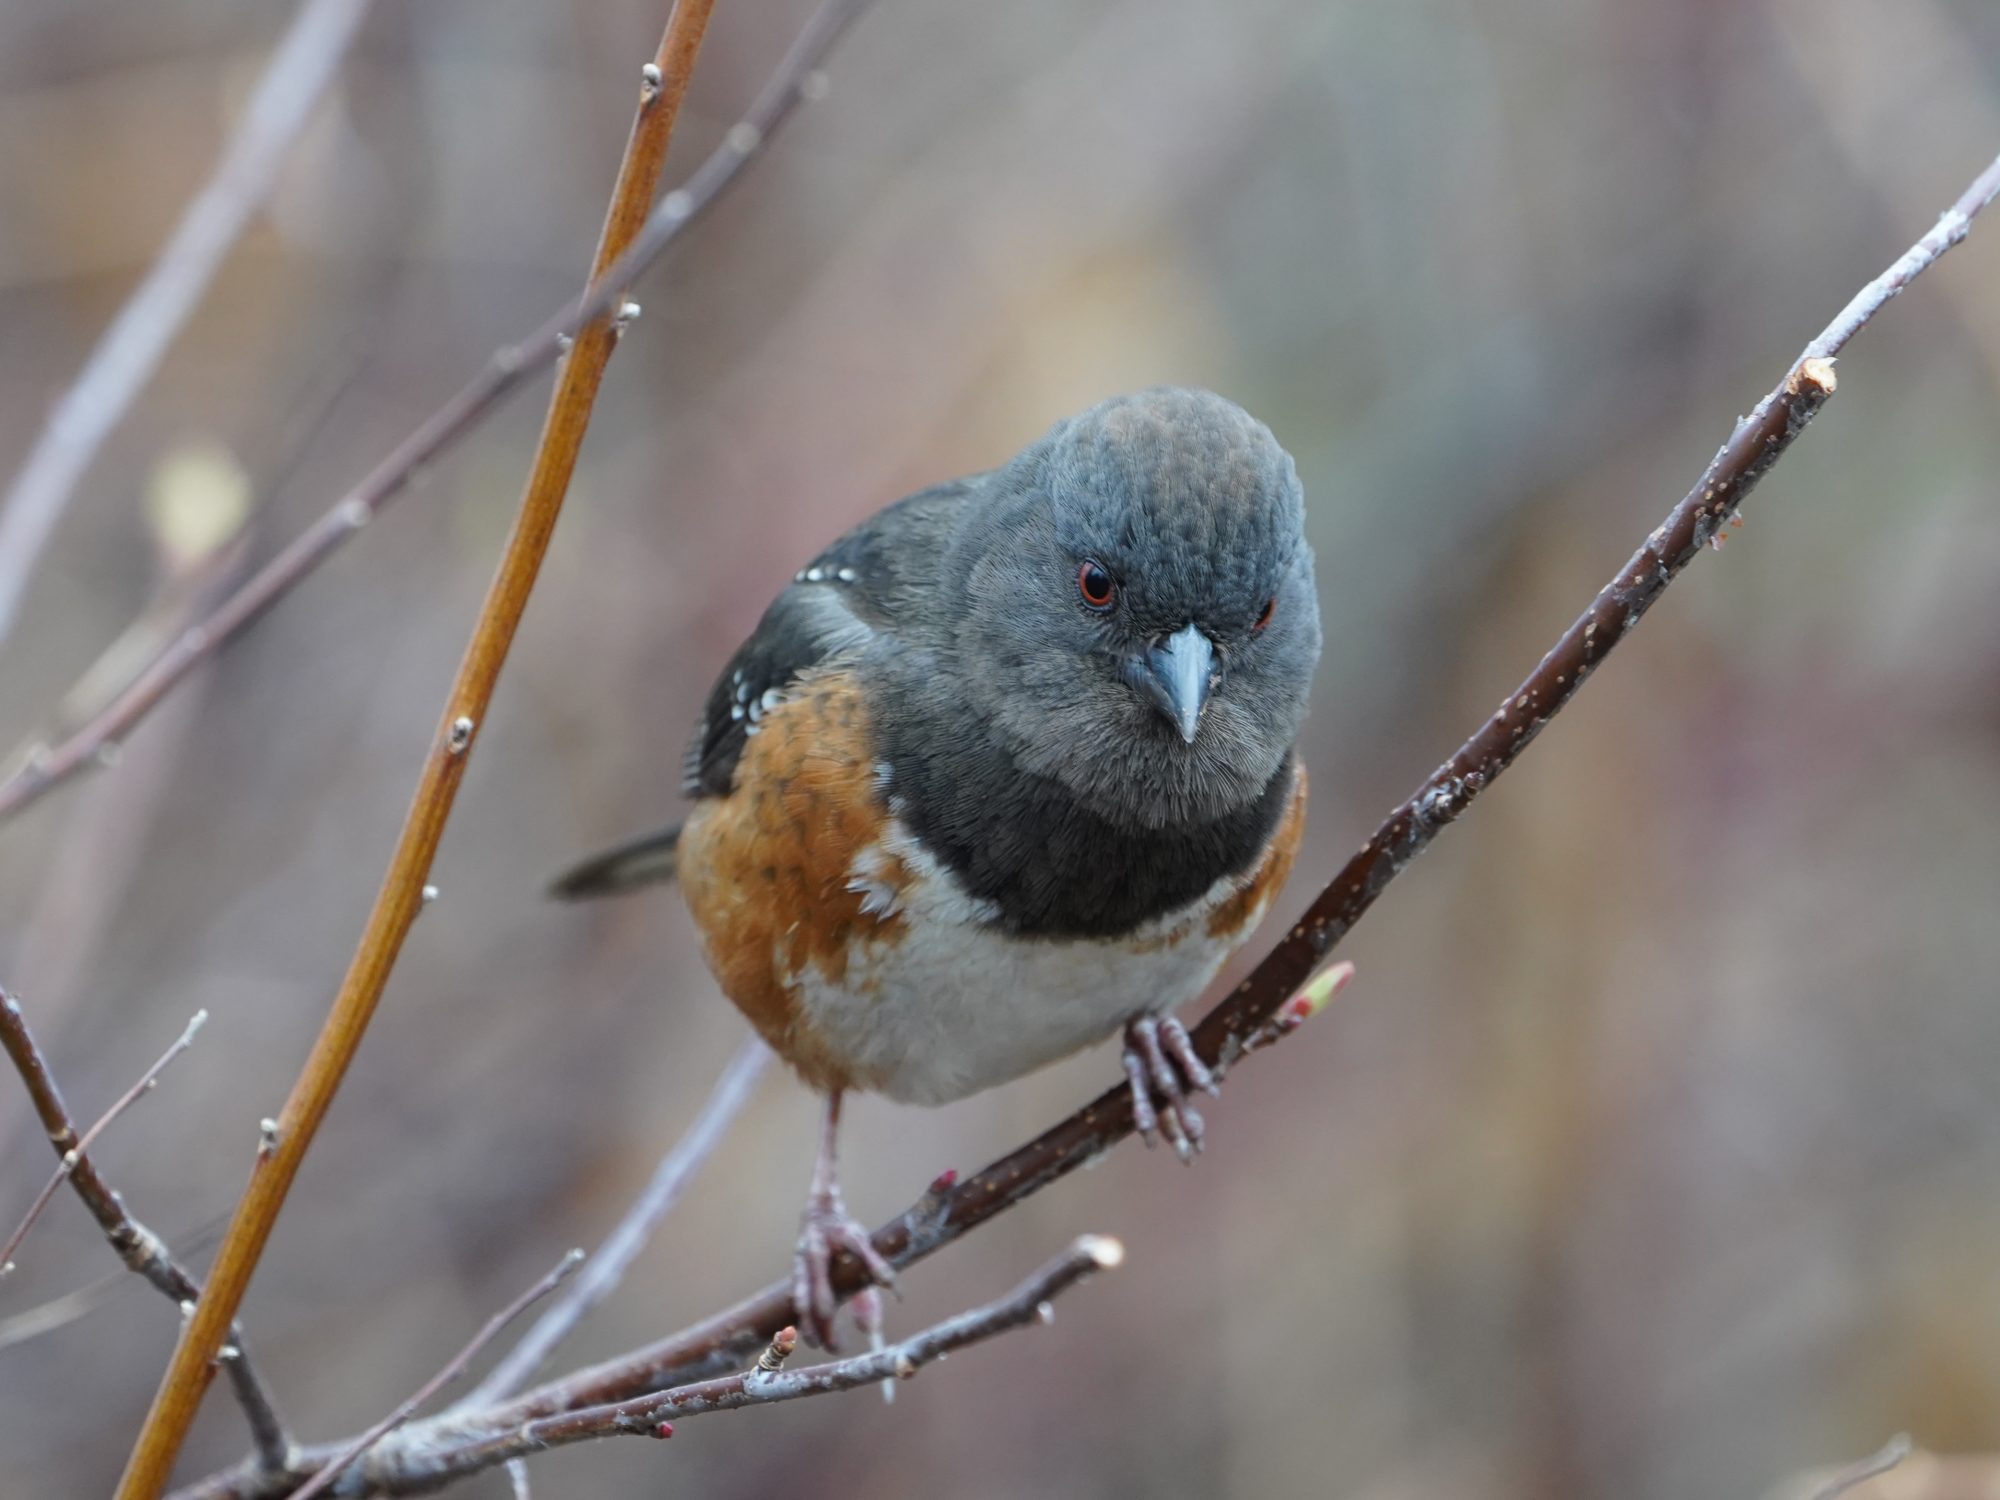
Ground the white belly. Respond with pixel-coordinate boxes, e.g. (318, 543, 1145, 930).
(791, 822, 1271, 1105)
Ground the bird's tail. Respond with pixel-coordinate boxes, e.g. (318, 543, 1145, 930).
(548, 823, 681, 899)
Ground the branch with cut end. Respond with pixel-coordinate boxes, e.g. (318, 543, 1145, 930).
(0, 0, 375, 649)
(0, 0, 879, 827)
(0, 992, 292, 1472)
(110, 3, 726, 1492)
(173, 1237, 1120, 1498)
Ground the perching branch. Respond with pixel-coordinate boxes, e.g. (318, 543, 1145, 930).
(462, 1038, 770, 1407)
(286, 1251, 583, 1500)
(0, 992, 293, 1473)
(174, 1236, 1121, 1499)
(0, 0, 879, 827)
(0, 0, 375, 649)
(110, 4, 725, 1494)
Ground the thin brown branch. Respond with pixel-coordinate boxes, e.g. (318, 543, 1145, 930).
(109, 3, 725, 1492)
(0, 991, 292, 1472)
(0, 0, 374, 647)
(508, 1236, 1119, 1456)
(464, 1037, 770, 1406)
(172, 112, 2000, 1500)
(174, 1237, 1120, 1498)
(0, 1007, 206, 1275)
(0, 0, 880, 828)
(287, 1251, 583, 1500)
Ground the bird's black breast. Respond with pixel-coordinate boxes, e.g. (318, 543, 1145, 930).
(876, 707, 1297, 939)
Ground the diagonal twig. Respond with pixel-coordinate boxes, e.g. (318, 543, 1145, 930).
(0, 0, 375, 649)
(0, 0, 880, 828)
(464, 1037, 770, 1407)
(288, 1251, 583, 1500)
(0, 1008, 206, 1276)
(111, 4, 727, 1493)
(0, 992, 292, 1472)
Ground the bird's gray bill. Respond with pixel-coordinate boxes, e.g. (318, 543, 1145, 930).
(1134, 623, 1216, 744)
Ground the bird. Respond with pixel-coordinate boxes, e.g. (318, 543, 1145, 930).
(551, 387, 1321, 1347)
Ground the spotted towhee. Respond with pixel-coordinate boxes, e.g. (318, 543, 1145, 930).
(553, 387, 1320, 1345)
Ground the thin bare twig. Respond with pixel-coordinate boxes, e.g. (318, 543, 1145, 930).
(0, 992, 292, 1471)
(0, 0, 374, 648)
(111, 5, 723, 1493)
(507, 1236, 1120, 1455)
(0, 1008, 206, 1276)
(465, 1037, 770, 1406)
(1806, 1435, 1914, 1500)
(175, 1237, 1120, 1497)
(288, 1251, 583, 1500)
(0, 0, 879, 827)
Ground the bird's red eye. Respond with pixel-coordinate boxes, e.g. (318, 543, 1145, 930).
(1077, 560, 1117, 610)
(1253, 596, 1277, 632)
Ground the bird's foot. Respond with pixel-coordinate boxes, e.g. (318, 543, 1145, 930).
(1122, 1013, 1220, 1163)
(792, 1187, 898, 1350)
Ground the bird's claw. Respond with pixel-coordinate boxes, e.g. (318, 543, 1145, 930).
(1123, 1013, 1219, 1163)
(792, 1190, 898, 1350)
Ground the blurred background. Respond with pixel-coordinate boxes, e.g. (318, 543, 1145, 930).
(1, 0, 1998, 1495)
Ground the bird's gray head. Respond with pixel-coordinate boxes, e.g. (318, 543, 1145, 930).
(949, 387, 1320, 829)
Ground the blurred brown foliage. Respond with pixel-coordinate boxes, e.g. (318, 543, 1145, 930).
(2, 1, 1999, 1496)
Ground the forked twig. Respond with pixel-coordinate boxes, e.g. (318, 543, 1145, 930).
(0, 993, 292, 1471)
(0, 1009, 206, 1275)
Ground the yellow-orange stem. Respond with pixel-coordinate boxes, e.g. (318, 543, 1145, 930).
(112, 3, 718, 1493)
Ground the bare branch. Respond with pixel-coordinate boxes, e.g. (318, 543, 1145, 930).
(0, 1008, 206, 1275)
(173, 1237, 1121, 1497)
(111, 2, 728, 1491)
(0, 0, 881, 827)
(288, 1251, 583, 1500)
(0, 992, 292, 1472)
(465, 1038, 769, 1406)
(507, 1236, 1120, 1457)
(0, 0, 375, 648)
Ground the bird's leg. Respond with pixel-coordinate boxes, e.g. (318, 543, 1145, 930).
(1122, 1012, 1220, 1164)
(791, 1089, 898, 1349)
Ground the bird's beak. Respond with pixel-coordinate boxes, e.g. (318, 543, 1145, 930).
(1132, 623, 1216, 744)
